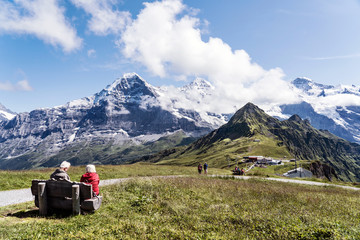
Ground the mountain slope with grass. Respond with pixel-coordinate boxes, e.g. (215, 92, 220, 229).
(143, 103, 360, 181)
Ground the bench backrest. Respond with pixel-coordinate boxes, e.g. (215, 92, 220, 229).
(31, 180, 93, 199)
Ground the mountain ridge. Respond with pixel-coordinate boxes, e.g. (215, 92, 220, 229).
(0, 73, 226, 169)
(147, 103, 360, 182)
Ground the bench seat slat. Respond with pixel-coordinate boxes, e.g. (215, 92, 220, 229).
(32, 180, 93, 199)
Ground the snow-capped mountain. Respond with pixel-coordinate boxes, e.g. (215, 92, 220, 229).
(0, 73, 227, 168)
(2, 73, 360, 169)
(0, 103, 16, 121)
(275, 77, 360, 143)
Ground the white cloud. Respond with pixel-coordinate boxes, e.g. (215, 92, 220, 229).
(71, 0, 131, 36)
(119, 0, 300, 113)
(0, 79, 33, 91)
(87, 49, 96, 57)
(303, 53, 360, 61)
(16, 79, 33, 91)
(0, 0, 82, 52)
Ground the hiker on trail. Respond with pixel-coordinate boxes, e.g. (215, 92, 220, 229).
(198, 163, 203, 174)
(80, 164, 100, 196)
(50, 161, 71, 181)
(241, 168, 245, 175)
(204, 162, 208, 174)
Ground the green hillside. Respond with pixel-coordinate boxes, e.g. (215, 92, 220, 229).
(139, 103, 360, 182)
(146, 134, 291, 168)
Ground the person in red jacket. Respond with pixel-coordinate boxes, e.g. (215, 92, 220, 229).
(80, 164, 100, 196)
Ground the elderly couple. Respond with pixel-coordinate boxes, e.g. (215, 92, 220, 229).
(50, 161, 100, 196)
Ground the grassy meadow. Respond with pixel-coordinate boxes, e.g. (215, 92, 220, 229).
(1, 176, 360, 239)
(0, 163, 231, 191)
(155, 134, 293, 169)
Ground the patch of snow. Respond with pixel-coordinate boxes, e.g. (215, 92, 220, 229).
(68, 132, 76, 143)
(67, 97, 93, 108)
(0, 110, 15, 120)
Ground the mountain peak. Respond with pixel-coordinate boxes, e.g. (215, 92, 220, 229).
(191, 78, 213, 88)
(107, 73, 150, 91)
(0, 103, 16, 121)
(288, 114, 302, 122)
(292, 77, 334, 93)
(101, 73, 157, 99)
(231, 102, 264, 120)
(242, 102, 258, 110)
(226, 102, 279, 134)
(182, 77, 214, 92)
(292, 77, 313, 91)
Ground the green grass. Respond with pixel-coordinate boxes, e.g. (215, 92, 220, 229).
(0, 163, 231, 191)
(156, 134, 293, 169)
(243, 162, 296, 177)
(1, 177, 360, 239)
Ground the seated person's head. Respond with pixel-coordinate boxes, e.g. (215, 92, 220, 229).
(60, 161, 71, 171)
(86, 164, 96, 173)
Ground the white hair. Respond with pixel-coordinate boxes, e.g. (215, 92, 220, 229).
(85, 164, 96, 173)
(60, 161, 71, 169)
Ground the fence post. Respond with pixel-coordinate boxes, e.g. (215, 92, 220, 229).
(72, 185, 80, 215)
(38, 182, 47, 216)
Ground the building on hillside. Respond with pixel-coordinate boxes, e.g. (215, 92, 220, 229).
(257, 157, 282, 165)
(268, 160, 283, 165)
(283, 167, 313, 178)
(247, 156, 263, 162)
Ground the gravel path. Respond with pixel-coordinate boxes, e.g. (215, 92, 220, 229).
(1, 175, 358, 208)
(0, 188, 34, 207)
(0, 175, 181, 208)
(212, 175, 360, 191)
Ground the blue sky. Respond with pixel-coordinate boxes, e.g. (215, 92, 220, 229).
(1, 0, 360, 113)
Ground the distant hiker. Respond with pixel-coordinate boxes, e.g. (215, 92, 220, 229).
(204, 162, 208, 174)
(241, 168, 245, 175)
(50, 161, 71, 181)
(198, 163, 203, 174)
(233, 166, 241, 175)
(80, 164, 100, 196)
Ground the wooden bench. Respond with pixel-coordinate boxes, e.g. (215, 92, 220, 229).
(31, 179, 102, 215)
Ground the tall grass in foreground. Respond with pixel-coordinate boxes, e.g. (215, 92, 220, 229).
(0, 163, 230, 191)
(1, 177, 360, 239)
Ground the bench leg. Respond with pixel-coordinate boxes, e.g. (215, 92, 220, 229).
(38, 182, 47, 216)
(72, 185, 80, 215)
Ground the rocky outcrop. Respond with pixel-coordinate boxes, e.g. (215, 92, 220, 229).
(309, 161, 338, 181)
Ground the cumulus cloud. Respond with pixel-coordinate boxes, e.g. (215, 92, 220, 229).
(119, 0, 300, 113)
(71, 0, 131, 35)
(307, 93, 360, 118)
(0, 0, 82, 52)
(322, 94, 360, 107)
(0, 79, 33, 91)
